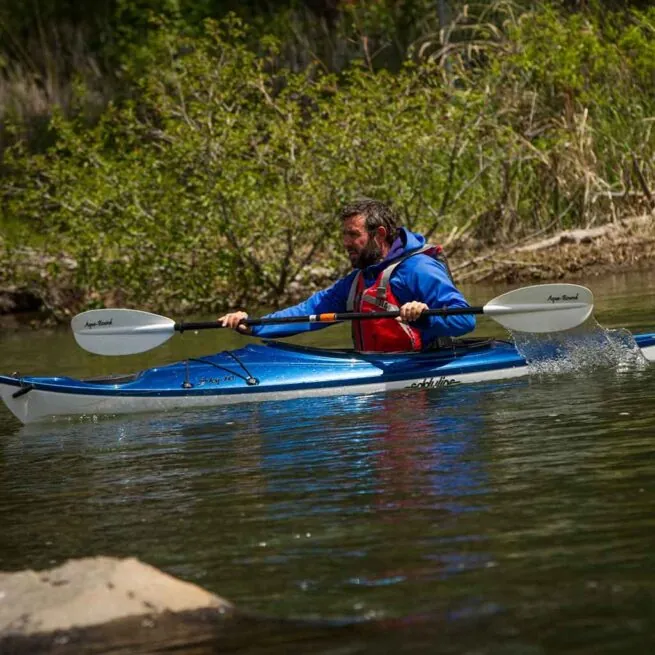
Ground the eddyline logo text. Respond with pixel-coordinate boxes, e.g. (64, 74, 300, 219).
(409, 377, 459, 389)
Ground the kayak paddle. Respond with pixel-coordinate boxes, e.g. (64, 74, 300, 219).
(71, 283, 594, 356)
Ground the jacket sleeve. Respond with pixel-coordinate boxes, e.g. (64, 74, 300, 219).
(391, 256, 475, 340)
(250, 273, 355, 339)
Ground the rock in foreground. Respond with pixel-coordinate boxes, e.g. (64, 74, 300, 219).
(0, 557, 233, 653)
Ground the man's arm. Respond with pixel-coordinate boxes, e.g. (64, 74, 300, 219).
(219, 273, 356, 339)
(392, 256, 476, 340)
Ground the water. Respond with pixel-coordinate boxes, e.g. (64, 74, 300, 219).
(512, 323, 649, 375)
(2, 272, 655, 653)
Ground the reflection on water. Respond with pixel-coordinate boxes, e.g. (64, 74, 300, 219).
(3, 387, 496, 609)
(2, 270, 655, 653)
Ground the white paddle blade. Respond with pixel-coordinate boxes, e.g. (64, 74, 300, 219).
(484, 284, 593, 333)
(71, 309, 176, 355)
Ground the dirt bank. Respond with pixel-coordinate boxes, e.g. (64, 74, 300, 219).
(450, 214, 655, 285)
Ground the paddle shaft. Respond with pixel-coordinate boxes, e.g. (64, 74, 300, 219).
(176, 300, 592, 332)
(71, 284, 594, 355)
(177, 306, 485, 332)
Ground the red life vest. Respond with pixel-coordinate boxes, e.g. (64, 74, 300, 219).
(346, 245, 450, 353)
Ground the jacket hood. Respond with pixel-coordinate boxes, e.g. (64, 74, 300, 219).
(363, 227, 426, 276)
(387, 227, 425, 259)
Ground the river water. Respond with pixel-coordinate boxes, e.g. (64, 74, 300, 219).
(1, 272, 655, 653)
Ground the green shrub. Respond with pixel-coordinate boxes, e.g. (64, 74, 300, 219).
(1, 5, 653, 316)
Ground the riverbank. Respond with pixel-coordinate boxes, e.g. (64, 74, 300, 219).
(451, 214, 655, 285)
(1, 214, 653, 327)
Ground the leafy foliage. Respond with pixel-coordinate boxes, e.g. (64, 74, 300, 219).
(1, 4, 654, 317)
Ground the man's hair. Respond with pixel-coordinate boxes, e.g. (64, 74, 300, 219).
(339, 198, 399, 245)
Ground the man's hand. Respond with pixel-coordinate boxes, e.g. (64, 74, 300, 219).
(397, 301, 429, 323)
(217, 311, 252, 335)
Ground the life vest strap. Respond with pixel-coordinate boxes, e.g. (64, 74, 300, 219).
(360, 293, 399, 312)
(376, 244, 449, 303)
(346, 271, 362, 313)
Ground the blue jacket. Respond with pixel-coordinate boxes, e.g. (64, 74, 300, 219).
(251, 228, 476, 345)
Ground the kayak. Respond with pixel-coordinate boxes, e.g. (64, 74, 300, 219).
(3, 333, 655, 425)
(0, 283, 647, 425)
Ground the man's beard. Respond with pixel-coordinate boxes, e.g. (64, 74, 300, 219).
(352, 238, 383, 269)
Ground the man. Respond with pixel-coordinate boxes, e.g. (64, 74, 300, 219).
(219, 199, 475, 351)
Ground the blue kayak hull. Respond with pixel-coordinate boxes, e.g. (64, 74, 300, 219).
(3, 334, 655, 424)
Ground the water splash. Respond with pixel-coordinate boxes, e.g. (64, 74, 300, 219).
(510, 320, 648, 376)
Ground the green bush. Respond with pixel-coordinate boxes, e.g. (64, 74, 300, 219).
(1, 5, 653, 317)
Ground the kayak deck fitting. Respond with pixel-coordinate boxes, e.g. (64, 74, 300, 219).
(2, 334, 655, 425)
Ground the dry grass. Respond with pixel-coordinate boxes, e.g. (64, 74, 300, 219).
(0, 22, 113, 145)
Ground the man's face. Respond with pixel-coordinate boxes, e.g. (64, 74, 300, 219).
(342, 214, 384, 269)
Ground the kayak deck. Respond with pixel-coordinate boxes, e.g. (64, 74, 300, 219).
(2, 334, 655, 424)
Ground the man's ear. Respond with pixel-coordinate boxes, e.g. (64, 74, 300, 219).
(375, 225, 387, 244)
